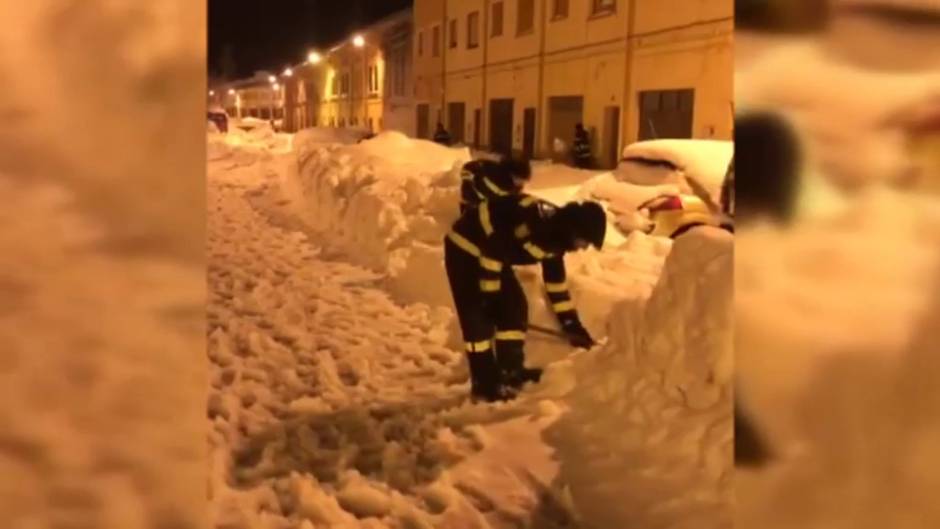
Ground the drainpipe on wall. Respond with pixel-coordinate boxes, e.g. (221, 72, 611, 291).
(482, 0, 490, 151)
(622, 0, 638, 150)
(441, 1, 448, 127)
(536, 0, 547, 160)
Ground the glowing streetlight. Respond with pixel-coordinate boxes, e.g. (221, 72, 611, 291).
(209, 90, 215, 96)
(267, 75, 276, 84)
(283, 67, 293, 77)
(272, 83, 280, 90)
(352, 34, 365, 48)
(307, 51, 322, 64)
(228, 88, 235, 95)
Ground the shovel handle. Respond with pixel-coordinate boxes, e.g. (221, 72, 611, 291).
(528, 323, 567, 339)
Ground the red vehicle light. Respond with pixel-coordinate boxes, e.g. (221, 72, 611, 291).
(642, 195, 683, 213)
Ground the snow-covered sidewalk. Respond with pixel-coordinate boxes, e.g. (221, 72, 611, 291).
(207, 142, 576, 529)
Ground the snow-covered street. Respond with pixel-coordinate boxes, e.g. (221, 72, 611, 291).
(207, 136, 577, 529)
(206, 125, 733, 529)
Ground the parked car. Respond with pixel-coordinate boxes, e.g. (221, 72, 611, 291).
(207, 106, 229, 133)
(617, 139, 733, 238)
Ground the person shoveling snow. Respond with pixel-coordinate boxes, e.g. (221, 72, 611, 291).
(444, 194, 606, 402)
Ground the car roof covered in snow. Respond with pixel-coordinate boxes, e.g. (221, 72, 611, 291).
(621, 139, 733, 190)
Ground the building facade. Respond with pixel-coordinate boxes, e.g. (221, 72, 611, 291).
(210, 71, 285, 122)
(414, 0, 733, 167)
(281, 9, 414, 135)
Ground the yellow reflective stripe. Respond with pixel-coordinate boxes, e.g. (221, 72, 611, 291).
(447, 231, 481, 257)
(465, 339, 492, 353)
(479, 203, 494, 235)
(514, 224, 530, 239)
(480, 256, 502, 272)
(461, 169, 474, 181)
(524, 242, 548, 259)
(553, 301, 575, 313)
(495, 330, 526, 341)
(480, 279, 501, 292)
(475, 188, 486, 199)
(483, 177, 508, 196)
(519, 196, 537, 207)
(545, 282, 568, 293)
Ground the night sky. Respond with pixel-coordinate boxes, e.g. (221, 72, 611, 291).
(209, 0, 413, 80)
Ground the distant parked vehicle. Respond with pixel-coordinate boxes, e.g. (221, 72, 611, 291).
(207, 105, 229, 133)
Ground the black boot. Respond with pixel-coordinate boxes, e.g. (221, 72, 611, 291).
(466, 352, 512, 402)
(496, 344, 543, 391)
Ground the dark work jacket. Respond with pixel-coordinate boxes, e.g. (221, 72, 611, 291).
(459, 160, 519, 213)
(447, 194, 581, 324)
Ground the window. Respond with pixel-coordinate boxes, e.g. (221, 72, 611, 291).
(449, 19, 458, 48)
(368, 65, 379, 94)
(417, 31, 424, 56)
(341, 72, 350, 96)
(432, 25, 440, 57)
(517, 0, 535, 35)
(332, 76, 338, 97)
(468, 12, 480, 48)
(592, 0, 616, 16)
(552, 0, 569, 19)
(491, 2, 504, 37)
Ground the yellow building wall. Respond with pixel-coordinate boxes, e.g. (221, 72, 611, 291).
(487, 0, 543, 65)
(625, 18, 734, 144)
(544, 0, 629, 53)
(633, 0, 733, 34)
(414, 0, 446, 116)
(445, 0, 486, 73)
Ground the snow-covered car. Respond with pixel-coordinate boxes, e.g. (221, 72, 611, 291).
(617, 140, 732, 238)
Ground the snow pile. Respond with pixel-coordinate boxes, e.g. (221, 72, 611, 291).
(207, 158, 574, 529)
(735, 189, 940, 528)
(291, 131, 472, 306)
(573, 172, 683, 233)
(0, 1, 206, 528)
(548, 227, 734, 529)
(294, 126, 372, 148)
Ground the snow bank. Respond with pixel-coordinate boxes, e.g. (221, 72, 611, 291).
(294, 126, 371, 148)
(290, 131, 471, 301)
(735, 188, 940, 528)
(549, 227, 734, 529)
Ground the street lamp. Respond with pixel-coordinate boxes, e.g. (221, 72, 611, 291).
(283, 67, 293, 77)
(272, 83, 280, 90)
(352, 34, 365, 48)
(268, 75, 277, 84)
(209, 90, 215, 96)
(307, 51, 322, 64)
(228, 88, 235, 95)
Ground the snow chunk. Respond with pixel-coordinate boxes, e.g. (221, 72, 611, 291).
(336, 481, 393, 518)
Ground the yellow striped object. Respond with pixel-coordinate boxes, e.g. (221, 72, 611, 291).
(495, 330, 526, 341)
(465, 339, 492, 353)
(447, 231, 481, 257)
(480, 256, 502, 272)
(480, 279, 501, 292)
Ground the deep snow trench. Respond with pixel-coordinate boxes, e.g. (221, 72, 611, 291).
(207, 147, 575, 529)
